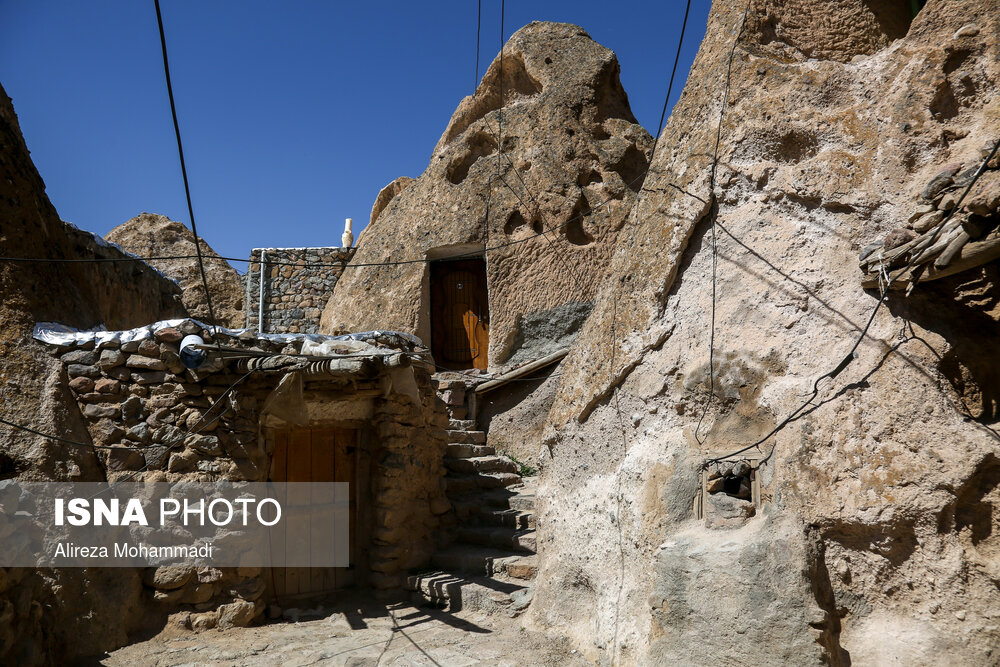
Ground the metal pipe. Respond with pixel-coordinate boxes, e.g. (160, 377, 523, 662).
(258, 249, 267, 334)
(243, 252, 252, 329)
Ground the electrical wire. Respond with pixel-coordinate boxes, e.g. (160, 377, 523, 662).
(605, 3, 693, 663)
(497, 0, 505, 207)
(475, 0, 482, 93)
(705, 135, 1000, 466)
(694, 0, 751, 447)
(153, 0, 221, 334)
(0, 162, 656, 270)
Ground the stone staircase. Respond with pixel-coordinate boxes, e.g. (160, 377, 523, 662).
(406, 417, 538, 615)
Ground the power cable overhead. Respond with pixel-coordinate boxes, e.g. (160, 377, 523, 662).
(694, 0, 751, 447)
(705, 136, 1000, 467)
(153, 0, 222, 334)
(605, 3, 693, 664)
(475, 0, 482, 93)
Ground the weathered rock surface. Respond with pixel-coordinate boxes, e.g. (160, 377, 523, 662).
(106, 213, 244, 328)
(0, 83, 186, 665)
(529, 0, 1000, 664)
(322, 22, 653, 368)
(368, 176, 414, 228)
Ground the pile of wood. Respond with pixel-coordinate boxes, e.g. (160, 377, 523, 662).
(860, 146, 1000, 291)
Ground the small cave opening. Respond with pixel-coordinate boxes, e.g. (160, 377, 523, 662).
(610, 144, 649, 192)
(504, 209, 543, 238)
(564, 195, 595, 246)
(698, 457, 761, 527)
(0, 451, 22, 481)
(504, 210, 528, 235)
(707, 461, 754, 501)
(440, 51, 542, 144)
(565, 218, 594, 246)
(446, 132, 497, 185)
(577, 168, 604, 187)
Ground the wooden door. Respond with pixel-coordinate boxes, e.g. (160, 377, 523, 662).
(267, 427, 357, 600)
(430, 258, 489, 370)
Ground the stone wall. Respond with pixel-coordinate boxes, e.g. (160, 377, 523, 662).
(36, 318, 450, 654)
(244, 247, 355, 334)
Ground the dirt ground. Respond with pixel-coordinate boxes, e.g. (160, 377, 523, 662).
(97, 595, 588, 666)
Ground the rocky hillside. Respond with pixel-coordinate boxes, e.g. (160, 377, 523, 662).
(0, 83, 188, 663)
(106, 213, 244, 328)
(321, 22, 653, 368)
(529, 0, 1000, 664)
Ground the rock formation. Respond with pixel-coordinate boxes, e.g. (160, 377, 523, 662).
(0, 83, 187, 664)
(106, 213, 244, 328)
(527, 0, 1000, 664)
(321, 22, 653, 369)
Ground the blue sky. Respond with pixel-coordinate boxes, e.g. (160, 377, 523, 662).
(1, 1, 709, 269)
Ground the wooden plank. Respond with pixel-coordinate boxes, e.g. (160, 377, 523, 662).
(287, 428, 311, 483)
(430, 259, 489, 370)
(268, 430, 287, 599)
(862, 232, 1000, 289)
(333, 429, 349, 590)
(311, 428, 336, 483)
(287, 428, 313, 595)
(476, 348, 569, 394)
(311, 429, 336, 595)
(270, 429, 287, 483)
(268, 427, 361, 600)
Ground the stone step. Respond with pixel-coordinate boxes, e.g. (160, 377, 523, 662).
(484, 509, 535, 530)
(451, 501, 535, 529)
(446, 429, 486, 445)
(405, 571, 533, 615)
(456, 526, 536, 554)
(506, 556, 538, 581)
(448, 419, 475, 430)
(444, 476, 479, 495)
(430, 546, 521, 577)
(444, 455, 518, 475)
(477, 488, 536, 511)
(444, 472, 524, 495)
(445, 442, 496, 459)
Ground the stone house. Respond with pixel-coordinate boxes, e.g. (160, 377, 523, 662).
(321, 23, 654, 376)
(36, 318, 451, 626)
(243, 246, 356, 334)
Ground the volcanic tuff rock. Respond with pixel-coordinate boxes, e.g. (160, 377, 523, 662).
(321, 22, 653, 368)
(527, 0, 1000, 664)
(106, 213, 244, 328)
(0, 83, 186, 664)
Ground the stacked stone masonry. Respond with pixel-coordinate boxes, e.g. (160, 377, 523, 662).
(43, 318, 452, 634)
(244, 247, 355, 334)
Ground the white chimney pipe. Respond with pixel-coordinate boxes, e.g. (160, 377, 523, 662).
(342, 217, 354, 248)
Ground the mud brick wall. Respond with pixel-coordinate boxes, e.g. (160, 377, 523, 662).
(244, 247, 355, 334)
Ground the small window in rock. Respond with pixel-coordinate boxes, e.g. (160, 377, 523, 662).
(708, 460, 753, 500)
(697, 457, 761, 528)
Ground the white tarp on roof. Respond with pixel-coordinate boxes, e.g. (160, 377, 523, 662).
(33, 318, 423, 350)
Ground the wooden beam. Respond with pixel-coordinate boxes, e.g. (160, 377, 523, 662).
(475, 348, 569, 395)
(862, 231, 1000, 289)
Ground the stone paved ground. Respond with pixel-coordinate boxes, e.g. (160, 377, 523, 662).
(100, 596, 589, 666)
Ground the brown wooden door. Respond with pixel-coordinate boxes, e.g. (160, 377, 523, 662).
(267, 427, 357, 600)
(430, 258, 489, 370)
